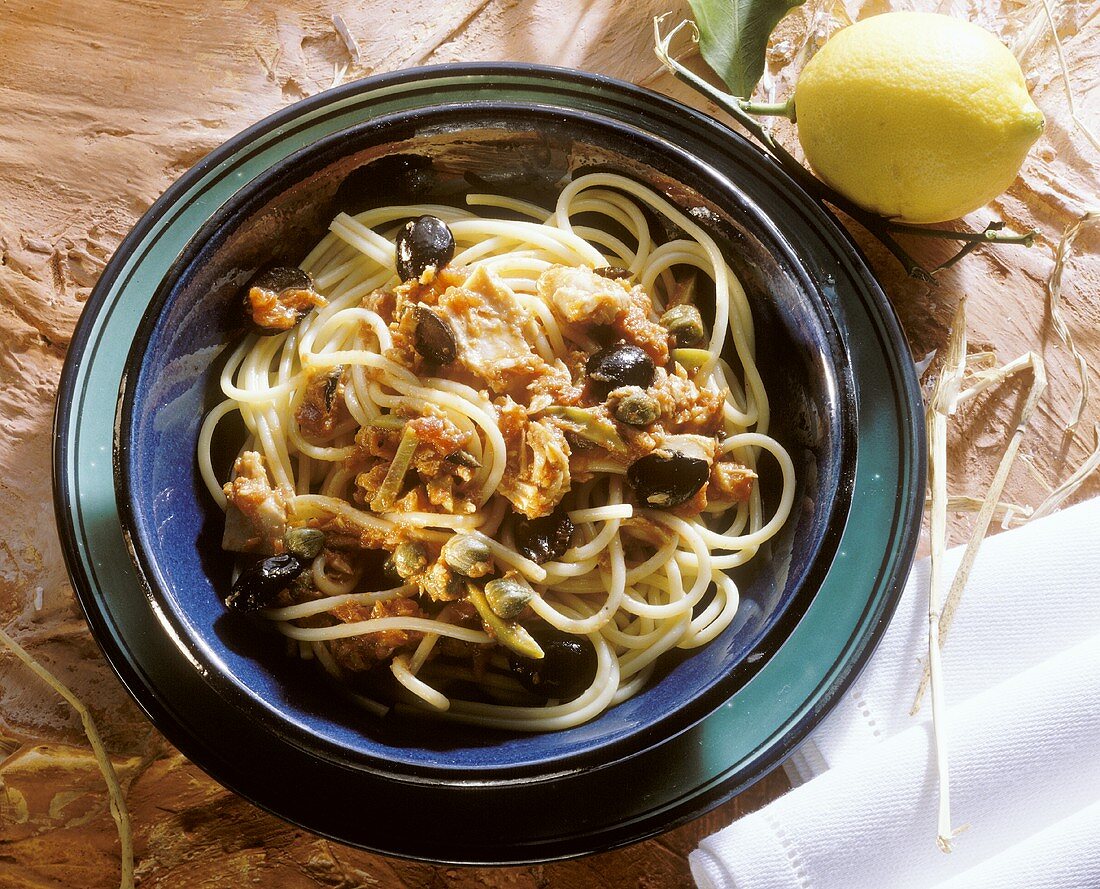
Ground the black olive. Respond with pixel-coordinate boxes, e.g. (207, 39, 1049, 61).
(395, 215, 455, 281)
(593, 266, 633, 280)
(224, 554, 306, 612)
(508, 623, 598, 700)
(412, 306, 457, 364)
(242, 267, 319, 335)
(514, 510, 574, 564)
(627, 450, 710, 508)
(253, 266, 312, 293)
(586, 344, 655, 400)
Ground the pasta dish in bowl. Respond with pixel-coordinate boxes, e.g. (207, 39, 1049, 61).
(199, 172, 796, 731)
(56, 65, 924, 859)
(114, 103, 854, 776)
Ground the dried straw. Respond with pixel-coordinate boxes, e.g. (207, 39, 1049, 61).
(1047, 210, 1098, 430)
(918, 286, 1053, 851)
(924, 299, 970, 851)
(914, 352, 1047, 716)
(1029, 424, 1100, 521)
(0, 625, 134, 889)
(1036, 0, 1100, 153)
(925, 495, 1033, 527)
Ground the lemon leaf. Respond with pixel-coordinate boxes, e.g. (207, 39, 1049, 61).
(688, 0, 805, 98)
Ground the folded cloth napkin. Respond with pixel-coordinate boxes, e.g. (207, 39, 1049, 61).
(930, 799, 1100, 889)
(788, 496, 1100, 783)
(690, 497, 1100, 889)
(691, 632, 1100, 889)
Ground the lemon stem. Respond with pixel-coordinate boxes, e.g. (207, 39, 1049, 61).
(652, 17, 1037, 282)
(886, 222, 1036, 246)
(739, 99, 796, 120)
(889, 222, 1035, 274)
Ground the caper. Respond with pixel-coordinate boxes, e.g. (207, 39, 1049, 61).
(412, 306, 457, 365)
(627, 450, 711, 508)
(466, 583, 543, 659)
(593, 266, 633, 280)
(586, 344, 655, 400)
(484, 576, 533, 620)
(660, 304, 706, 348)
(389, 540, 429, 579)
(441, 533, 493, 578)
(613, 390, 660, 427)
(514, 510, 574, 564)
(225, 554, 305, 612)
(283, 527, 325, 560)
(508, 622, 598, 700)
(395, 215, 455, 281)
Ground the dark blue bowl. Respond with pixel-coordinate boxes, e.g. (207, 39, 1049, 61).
(116, 102, 854, 778)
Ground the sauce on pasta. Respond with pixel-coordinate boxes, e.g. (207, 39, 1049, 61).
(197, 172, 795, 730)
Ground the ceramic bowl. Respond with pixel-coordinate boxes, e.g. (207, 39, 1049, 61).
(56, 64, 924, 862)
(116, 101, 853, 774)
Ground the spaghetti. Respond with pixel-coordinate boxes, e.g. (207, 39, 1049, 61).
(198, 172, 795, 731)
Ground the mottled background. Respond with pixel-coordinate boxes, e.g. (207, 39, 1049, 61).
(1, 0, 1097, 886)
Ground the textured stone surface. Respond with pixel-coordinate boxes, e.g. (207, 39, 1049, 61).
(0, 0, 1096, 886)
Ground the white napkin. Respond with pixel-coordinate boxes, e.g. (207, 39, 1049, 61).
(789, 496, 1100, 783)
(930, 799, 1100, 889)
(690, 497, 1100, 889)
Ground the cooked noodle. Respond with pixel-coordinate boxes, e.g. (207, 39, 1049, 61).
(199, 173, 795, 730)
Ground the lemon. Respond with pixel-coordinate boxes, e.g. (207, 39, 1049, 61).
(793, 12, 1044, 224)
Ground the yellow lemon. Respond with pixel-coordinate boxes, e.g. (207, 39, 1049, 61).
(793, 12, 1044, 224)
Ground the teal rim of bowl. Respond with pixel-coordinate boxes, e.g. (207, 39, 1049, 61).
(53, 63, 925, 863)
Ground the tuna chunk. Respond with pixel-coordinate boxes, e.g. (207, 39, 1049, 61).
(437, 266, 546, 393)
(538, 264, 626, 325)
(222, 451, 289, 554)
(327, 596, 426, 671)
(709, 460, 756, 504)
(537, 265, 670, 362)
(498, 400, 572, 518)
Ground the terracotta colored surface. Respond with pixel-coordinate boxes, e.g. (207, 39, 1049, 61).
(0, 1, 1096, 886)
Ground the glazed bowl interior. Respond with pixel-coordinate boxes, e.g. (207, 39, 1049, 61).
(117, 104, 854, 777)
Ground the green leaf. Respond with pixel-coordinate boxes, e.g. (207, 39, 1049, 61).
(688, 0, 805, 99)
